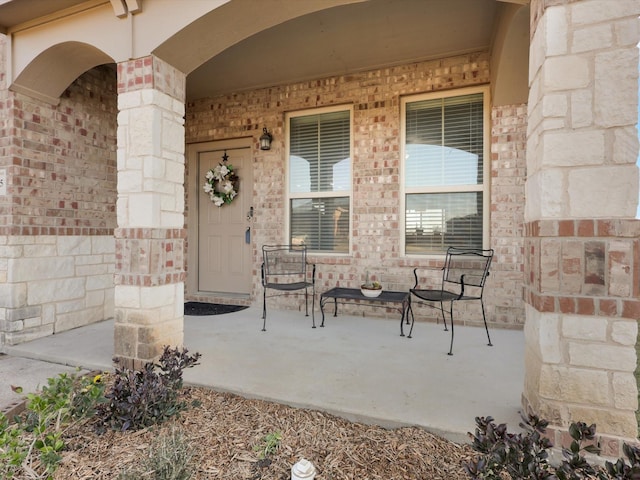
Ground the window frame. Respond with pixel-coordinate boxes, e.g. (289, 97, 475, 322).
(400, 85, 491, 257)
(285, 104, 354, 255)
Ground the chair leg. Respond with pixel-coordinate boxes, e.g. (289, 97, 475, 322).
(304, 289, 309, 317)
(439, 301, 448, 331)
(311, 288, 316, 328)
(481, 299, 492, 347)
(262, 288, 267, 331)
(447, 301, 454, 356)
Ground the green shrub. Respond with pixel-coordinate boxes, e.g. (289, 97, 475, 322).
(465, 413, 640, 480)
(117, 426, 194, 480)
(98, 346, 201, 432)
(0, 369, 105, 479)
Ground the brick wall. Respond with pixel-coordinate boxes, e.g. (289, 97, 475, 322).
(0, 52, 117, 345)
(1, 65, 117, 235)
(490, 104, 527, 326)
(185, 52, 528, 328)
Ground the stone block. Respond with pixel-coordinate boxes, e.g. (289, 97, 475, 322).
(117, 90, 143, 111)
(568, 342, 636, 372)
(23, 244, 56, 258)
(568, 406, 637, 439)
(5, 305, 42, 322)
(117, 170, 143, 193)
(612, 372, 638, 410)
(42, 304, 55, 325)
(28, 278, 85, 304)
(57, 236, 92, 256)
(162, 120, 185, 156)
(542, 94, 567, 117)
(562, 315, 606, 341)
(570, 89, 592, 128)
(568, 165, 638, 218)
(611, 320, 637, 346)
(137, 317, 183, 345)
(86, 289, 105, 308)
(595, 49, 638, 127)
(140, 284, 177, 309)
(572, 23, 613, 53)
(75, 254, 104, 266)
(543, 55, 589, 91)
(22, 316, 43, 329)
(613, 126, 640, 165)
(114, 322, 138, 359)
(92, 236, 116, 254)
(528, 20, 545, 84)
(7, 236, 35, 246)
(56, 298, 85, 314)
(614, 17, 640, 47)
(0, 245, 25, 259)
(144, 155, 165, 179)
(55, 306, 104, 332)
(86, 273, 114, 291)
(571, 0, 640, 25)
(5, 324, 53, 346)
(525, 310, 562, 363)
(0, 283, 27, 308)
(539, 365, 609, 406)
(161, 211, 183, 228)
(0, 319, 23, 332)
(8, 257, 74, 282)
(114, 285, 140, 309)
(526, 169, 565, 218)
(542, 130, 604, 167)
(76, 264, 109, 277)
(129, 193, 161, 227)
(545, 6, 568, 56)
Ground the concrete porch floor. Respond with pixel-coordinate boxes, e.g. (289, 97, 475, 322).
(1, 307, 525, 443)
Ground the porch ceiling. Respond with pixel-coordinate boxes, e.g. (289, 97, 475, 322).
(184, 0, 513, 101)
(0, 0, 529, 104)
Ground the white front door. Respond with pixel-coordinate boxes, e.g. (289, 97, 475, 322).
(197, 146, 253, 294)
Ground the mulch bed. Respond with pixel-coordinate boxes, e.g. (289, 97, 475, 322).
(55, 386, 476, 479)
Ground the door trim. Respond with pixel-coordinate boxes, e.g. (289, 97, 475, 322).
(186, 137, 254, 299)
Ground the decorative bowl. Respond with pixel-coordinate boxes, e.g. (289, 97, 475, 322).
(361, 286, 382, 298)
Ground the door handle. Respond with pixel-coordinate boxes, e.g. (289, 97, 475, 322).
(245, 227, 251, 244)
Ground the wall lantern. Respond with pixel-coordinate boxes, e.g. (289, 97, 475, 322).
(259, 127, 273, 150)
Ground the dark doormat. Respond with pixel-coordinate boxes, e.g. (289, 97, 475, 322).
(184, 302, 249, 316)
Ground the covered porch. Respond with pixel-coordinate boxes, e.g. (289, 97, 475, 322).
(2, 308, 524, 443)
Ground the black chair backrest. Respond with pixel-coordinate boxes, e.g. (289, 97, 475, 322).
(442, 247, 493, 289)
(262, 245, 308, 278)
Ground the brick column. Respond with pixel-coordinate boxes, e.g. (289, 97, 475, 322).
(114, 56, 186, 368)
(524, 0, 640, 454)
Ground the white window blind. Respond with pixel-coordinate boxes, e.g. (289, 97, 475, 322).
(404, 92, 486, 254)
(288, 109, 351, 253)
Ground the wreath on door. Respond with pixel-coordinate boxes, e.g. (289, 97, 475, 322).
(203, 152, 239, 207)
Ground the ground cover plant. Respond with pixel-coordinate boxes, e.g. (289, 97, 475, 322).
(0, 370, 105, 479)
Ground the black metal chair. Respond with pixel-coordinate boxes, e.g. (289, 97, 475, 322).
(409, 247, 494, 355)
(261, 244, 316, 331)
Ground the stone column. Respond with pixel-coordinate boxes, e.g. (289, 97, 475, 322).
(524, 0, 640, 455)
(114, 56, 186, 368)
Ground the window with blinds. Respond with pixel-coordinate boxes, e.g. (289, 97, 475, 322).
(288, 108, 351, 253)
(403, 89, 487, 254)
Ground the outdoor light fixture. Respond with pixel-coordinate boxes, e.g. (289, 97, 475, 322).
(259, 127, 273, 150)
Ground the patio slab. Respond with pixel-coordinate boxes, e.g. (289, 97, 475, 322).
(1, 307, 525, 443)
